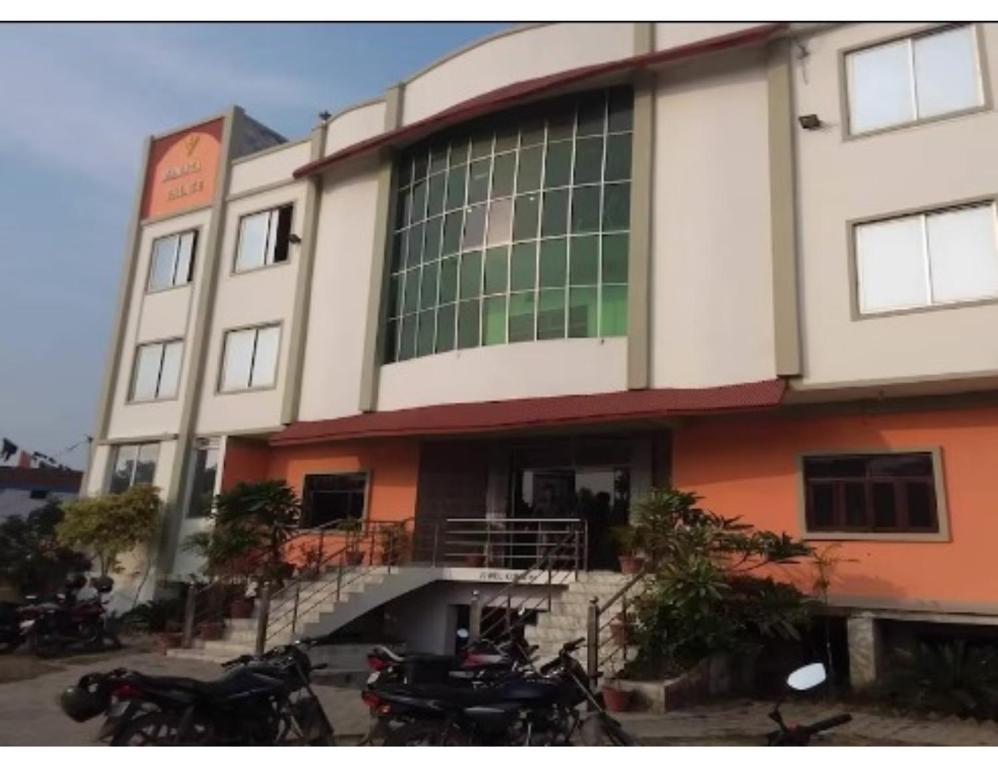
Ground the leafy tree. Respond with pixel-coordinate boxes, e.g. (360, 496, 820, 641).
(0, 501, 91, 596)
(183, 480, 301, 584)
(56, 484, 160, 577)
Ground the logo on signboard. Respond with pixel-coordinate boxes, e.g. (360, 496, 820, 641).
(183, 134, 200, 156)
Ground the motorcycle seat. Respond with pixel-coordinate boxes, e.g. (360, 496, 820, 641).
(372, 645, 404, 663)
(131, 667, 285, 700)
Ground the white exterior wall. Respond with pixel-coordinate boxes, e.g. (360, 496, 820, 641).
(324, 101, 387, 155)
(229, 140, 312, 197)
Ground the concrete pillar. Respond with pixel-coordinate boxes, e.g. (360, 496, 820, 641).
(847, 612, 882, 689)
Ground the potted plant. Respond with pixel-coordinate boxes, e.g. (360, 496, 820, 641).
(337, 518, 365, 566)
(610, 525, 645, 574)
(378, 525, 411, 566)
(601, 679, 634, 712)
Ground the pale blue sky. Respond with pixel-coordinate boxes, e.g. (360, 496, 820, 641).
(0, 22, 508, 469)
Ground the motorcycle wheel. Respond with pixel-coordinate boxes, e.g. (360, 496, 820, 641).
(111, 713, 183, 746)
(578, 714, 638, 746)
(30, 633, 64, 659)
(383, 721, 470, 746)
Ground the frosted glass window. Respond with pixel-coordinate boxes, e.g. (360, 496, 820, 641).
(148, 231, 196, 291)
(158, 341, 183, 399)
(926, 205, 998, 303)
(131, 340, 183, 401)
(250, 326, 280, 388)
(235, 206, 293, 272)
(847, 25, 981, 135)
(856, 217, 928, 313)
(220, 325, 280, 392)
(132, 345, 163, 401)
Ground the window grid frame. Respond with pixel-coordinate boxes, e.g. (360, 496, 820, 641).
(129, 338, 184, 403)
(233, 203, 294, 275)
(218, 322, 282, 394)
(147, 229, 198, 293)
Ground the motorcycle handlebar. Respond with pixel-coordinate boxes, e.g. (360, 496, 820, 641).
(562, 637, 585, 653)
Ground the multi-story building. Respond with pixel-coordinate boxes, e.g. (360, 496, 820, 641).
(85, 22, 998, 685)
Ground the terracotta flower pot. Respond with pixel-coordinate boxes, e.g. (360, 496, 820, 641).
(345, 551, 365, 566)
(228, 597, 254, 619)
(198, 622, 225, 641)
(618, 555, 644, 575)
(601, 685, 633, 713)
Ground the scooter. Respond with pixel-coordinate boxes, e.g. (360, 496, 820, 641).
(20, 575, 121, 658)
(765, 662, 852, 746)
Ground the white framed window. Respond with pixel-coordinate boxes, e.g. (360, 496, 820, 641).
(108, 442, 160, 493)
(856, 202, 998, 314)
(220, 324, 281, 392)
(846, 24, 983, 135)
(149, 230, 197, 291)
(131, 339, 183, 401)
(184, 438, 219, 518)
(234, 204, 294, 272)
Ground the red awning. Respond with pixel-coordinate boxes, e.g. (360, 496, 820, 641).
(293, 23, 784, 180)
(270, 379, 786, 446)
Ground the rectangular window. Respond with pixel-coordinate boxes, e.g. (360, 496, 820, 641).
(185, 439, 219, 518)
(301, 473, 367, 528)
(220, 324, 280, 392)
(148, 230, 197, 291)
(802, 452, 939, 534)
(846, 25, 982, 135)
(856, 202, 998, 314)
(234, 204, 294, 272)
(131, 339, 183, 401)
(108, 443, 160, 494)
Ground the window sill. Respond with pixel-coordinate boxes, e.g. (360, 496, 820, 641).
(216, 383, 279, 396)
(230, 259, 293, 278)
(803, 530, 950, 543)
(844, 102, 991, 142)
(146, 281, 193, 296)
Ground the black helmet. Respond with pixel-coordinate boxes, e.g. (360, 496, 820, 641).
(59, 674, 110, 722)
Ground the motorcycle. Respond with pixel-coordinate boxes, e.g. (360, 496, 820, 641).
(363, 636, 636, 746)
(19, 575, 122, 658)
(0, 602, 22, 654)
(59, 637, 336, 746)
(765, 662, 852, 746)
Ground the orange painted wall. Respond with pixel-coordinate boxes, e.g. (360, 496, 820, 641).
(221, 437, 272, 492)
(672, 404, 998, 610)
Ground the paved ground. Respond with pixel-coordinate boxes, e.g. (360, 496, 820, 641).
(3, 647, 998, 746)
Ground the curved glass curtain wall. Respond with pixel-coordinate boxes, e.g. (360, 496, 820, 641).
(384, 86, 634, 363)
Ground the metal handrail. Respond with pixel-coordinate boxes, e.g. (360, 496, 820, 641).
(589, 566, 651, 677)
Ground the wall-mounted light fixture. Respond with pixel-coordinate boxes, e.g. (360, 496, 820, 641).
(798, 114, 823, 130)
(288, 234, 302, 245)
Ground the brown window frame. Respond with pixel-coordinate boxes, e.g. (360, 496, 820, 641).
(802, 452, 940, 534)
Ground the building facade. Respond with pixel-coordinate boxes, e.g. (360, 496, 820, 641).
(87, 22, 998, 681)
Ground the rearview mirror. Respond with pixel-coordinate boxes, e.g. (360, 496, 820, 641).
(786, 662, 826, 691)
(456, 628, 469, 639)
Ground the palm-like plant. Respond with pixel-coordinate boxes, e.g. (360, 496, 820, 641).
(885, 640, 998, 720)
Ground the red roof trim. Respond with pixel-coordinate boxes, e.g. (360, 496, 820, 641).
(270, 379, 786, 447)
(293, 23, 784, 180)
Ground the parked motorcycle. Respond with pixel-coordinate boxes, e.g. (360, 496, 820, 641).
(363, 636, 636, 746)
(765, 662, 852, 746)
(0, 602, 22, 654)
(19, 575, 121, 658)
(59, 638, 335, 746)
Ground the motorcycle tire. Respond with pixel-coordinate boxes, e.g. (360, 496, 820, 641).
(578, 713, 638, 746)
(111, 713, 184, 746)
(30, 634, 65, 659)
(383, 721, 470, 746)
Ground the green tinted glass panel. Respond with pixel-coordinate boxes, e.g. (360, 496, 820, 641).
(576, 94, 605, 137)
(397, 158, 412, 188)
(513, 193, 540, 241)
(429, 145, 448, 174)
(570, 237, 599, 285)
(573, 137, 603, 184)
(608, 87, 634, 132)
(419, 261, 438, 310)
(395, 187, 410, 229)
(539, 238, 567, 288)
(544, 142, 572, 188)
(484, 247, 508, 295)
(403, 268, 420, 314)
(510, 242, 537, 291)
(442, 211, 463, 255)
(601, 285, 628, 336)
(457, 299, 481, 348)
(438, 256, 458, 303)
(547, 107, 574, 142)
(423, 216, 442, 262)
(568, 287, 598, 337)
(398, 314, 417, 360)
(508, 291, 535, 342)
(417, 310, 435, 356)
(495, 124, 518, 153)
(521, 118, 545, 147)
(462, 204, 486, 250)
(446, 165, 467, 210)
(471, 131, 493, 159)
(388, 274, 402, 316)
(483, 296, 507, 345)
(492, 153, 515, 197)
(384, 319, 398, 362)
(435, 304, 456, 352)
(571, 186, 600, 234)
(459, 250, 482, 299)
(486, 198, 512, 246)
(602, 234, 628, 283)
(604, 134, 632, 182)
(406, 222, 424, 267)
(467, 159, 491, 203)
(537, 288, 566, 339)
(427, 173, 446, 216)
(411, 179, 427, 221)
(603, 183, 630, 231)
(449, 139, 469, 167)
(541, 189, 569, 237)
(413, 153, 428, 182)
(390, 232, 406, 272)
(516, 145, 543, 192)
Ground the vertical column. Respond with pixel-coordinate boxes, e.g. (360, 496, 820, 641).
(627, 71, 655, 390)
(847, 612, 882, 689)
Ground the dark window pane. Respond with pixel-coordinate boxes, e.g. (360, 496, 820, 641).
(568, 286, 598, 337)
(495, 124, 518, 153)
(486, 198, 512, 246)
(541, 188, 569, 237)
(449, 140, 469, 167)
(906, 483, 936, 529)
(483, 296, 507, 345)
(390, 233, 406, 273)
(571, 186, 601, 234)
(419, 261, 438, 310)
(608, 86, 634, 132)
(805, 456, 870, 480)
(457, 299, 481, 348)
(398, 314, 417, 360)
(576, 93, 606, 137)
(537, 288, 566, 339)
(436, 304, 456, 352)
(605, 134, 632, 181)
(603, 183, 631, 231)
(513, 193, 540, 241)
(439, 257, 458, 304)
(417, 310, 435, 356)
(484, 247, 508, 295)
(544, 142, 572, 188)
(570, 236, 599, 285)
(462, 204, 486, 250)
(429, 145, 448, 174)
(413, 152, 428, 182)
(395, 187, 411, 230)
(547, 108, 575, 142)
(446, 165, 467, 210)
(811, 484, 835, 528)
(302, 473, 367, 527)
(574, 137, 604, 184)
(411, 178, 427, 222)
(601, 285, 627, 336)
(872, 482, 897, 528)
(427, 173, 446, 217)
(460, 250, 482, 299)
(397, 157, 412, 188)
(406, 222, 424, 267)
(403, 268, 420, 314)
(517, 145, 543, 192)
(492, 152, 515, 197)
(508, 291, 535, 342)
(387, 274, 403, 317)
(539, 238, 567, 288)
(383, 319, 398, 362)
(602, 234, 629, 283)
(442, 211, 463, 255)
(868, 453, 934, 478)
(471, 130, 493, 159)
(510, 242, 537, 291)
(467, 159, 491, 203)
(521, 118, 545, 147)
(423, 216, 442, 262)
(844, 482, 868, 528)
